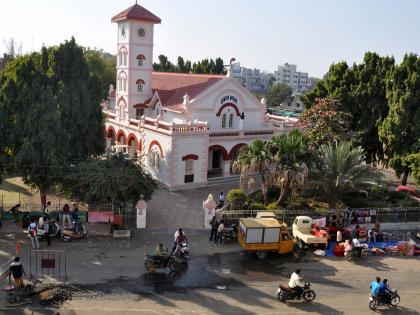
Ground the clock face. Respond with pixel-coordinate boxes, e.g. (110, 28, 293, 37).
(137, 28, 145, 38)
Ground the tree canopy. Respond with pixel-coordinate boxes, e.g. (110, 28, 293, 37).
(61, 155, 156, 206)
(153, 55, 225, 74)
(0, 38, 105, 202)
(266, 83, 293, 107)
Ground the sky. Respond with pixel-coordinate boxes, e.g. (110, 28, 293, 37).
(1, 0, 420, 78)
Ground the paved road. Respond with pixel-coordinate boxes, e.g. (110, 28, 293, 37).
(1, 230, 420, 314)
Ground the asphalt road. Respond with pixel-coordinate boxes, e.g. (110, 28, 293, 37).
(1, 229, 420, 315)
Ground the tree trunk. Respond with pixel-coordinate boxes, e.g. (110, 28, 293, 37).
(401, 169, 409, 186)
(40, 188, 47, 208)
(276, 182, 289, 205)
(260, 172, 268, 205)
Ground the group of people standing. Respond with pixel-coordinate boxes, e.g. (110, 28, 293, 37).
(27, 202, 80, 249)
(209, 216, 225, 245)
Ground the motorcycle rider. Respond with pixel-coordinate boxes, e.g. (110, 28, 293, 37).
(370, 277, 381, 299)
(172, 228, 186, 255)
(379, 279, 393, 304)
(288, 269, 303, 299)
(154, 243, 165, 264)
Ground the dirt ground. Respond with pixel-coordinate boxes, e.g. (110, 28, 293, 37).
(1, 226, 420, 315)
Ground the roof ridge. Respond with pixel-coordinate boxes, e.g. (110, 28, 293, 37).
(152, 72, 225, 79)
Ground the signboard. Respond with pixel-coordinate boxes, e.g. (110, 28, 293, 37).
(220, 95, 238, 105)
(88, 211, 114, 223)
(41, 259, 55, 269)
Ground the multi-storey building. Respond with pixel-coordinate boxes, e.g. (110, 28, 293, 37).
(273, 63, 313, 93)
(232, 63, 270, 95)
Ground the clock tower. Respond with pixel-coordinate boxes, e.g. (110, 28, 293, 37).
(111, 3, 161, 121)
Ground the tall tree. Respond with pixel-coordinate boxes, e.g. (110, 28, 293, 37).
(266, 83, 293, 107)
(379, 53, 420, 185)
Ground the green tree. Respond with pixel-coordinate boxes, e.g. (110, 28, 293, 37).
(215, 57, 224, 74)
(84, 49, 116, 99)
(298, 98, 352, 147)
(0, 38, 105, 204)
(61, 155, 156, 206)
(266, 83, 293, 107)
(404, 153, 420, 185)
(227, 188, 248, 210)
(301, 53, 394, 164)
(153, 54, 175, 72)
(379, 53, 420, 185)
(311, 141, 381, 207)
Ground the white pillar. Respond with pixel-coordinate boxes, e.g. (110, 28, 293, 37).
(223, 160, 231, 177)
(136, 200, 147, 229)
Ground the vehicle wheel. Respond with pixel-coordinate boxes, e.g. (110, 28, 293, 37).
(302, 290, 316, 302)
(256, 251, 268, 260)
(277, 292, 286, 302)
(168, 271, 178, 279)
(390, 294, 400, 306)
(369, 299, 378, 311)
(169, 260, 180, 271)
(50, 224, 58, 237)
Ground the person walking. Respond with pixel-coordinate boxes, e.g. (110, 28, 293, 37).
(44, 216, 51, 246)
(9, 257, 26, 289)
(209, 216, 219, 242)
(215, 220, 225, 245)
(28, 218, 39, 249)
(62, 204, 71, 228)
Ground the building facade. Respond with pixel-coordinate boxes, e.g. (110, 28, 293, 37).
(104, 4, 297, 191)
(274, 63, 315, 93)
(232, 63, 270, 95)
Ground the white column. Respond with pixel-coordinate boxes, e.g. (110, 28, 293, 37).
(223, 160, 231, 177)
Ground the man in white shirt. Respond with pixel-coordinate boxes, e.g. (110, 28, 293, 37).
(28, 219, 39, 249)
(288, 269, 303, 299)
(352, 238, 363, 257)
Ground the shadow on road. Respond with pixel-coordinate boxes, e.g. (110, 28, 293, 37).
(283, 301, 344, 315)
(374, 306, 420, 315)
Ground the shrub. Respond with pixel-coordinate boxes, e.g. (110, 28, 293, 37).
(249, 202, 266, 210)
(248, 190, 264, 204)
(267, 202, 280, 210)
(227, 189, 248, 210)
(286, 193, 311, 210)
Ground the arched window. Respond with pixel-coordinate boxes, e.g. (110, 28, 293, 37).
(136, 79, 145, 92)
(222, 114, 226, 129)
(229, 114, 234, 128)
(118, 48, 128, 66)
(137, 54, 146, 67)
(119, 102, 125, 121)
(118, 72, 127, 92)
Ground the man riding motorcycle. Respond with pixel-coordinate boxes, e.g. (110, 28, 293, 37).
(288, 269, 303, 299)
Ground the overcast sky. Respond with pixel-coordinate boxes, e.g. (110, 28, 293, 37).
(1, 0, 419, 77)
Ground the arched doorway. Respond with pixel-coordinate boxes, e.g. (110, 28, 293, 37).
(127, 133, 138, 159)
(228, 143, 247, 174)
(106, 126, 116, 149)
(208, 145, 229, 178)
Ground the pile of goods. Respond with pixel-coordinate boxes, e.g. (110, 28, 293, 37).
(39, 287, 72, 305)
(371, 240, 419, 256)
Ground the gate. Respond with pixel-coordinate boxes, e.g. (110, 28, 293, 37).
(29, 250, 67, 280)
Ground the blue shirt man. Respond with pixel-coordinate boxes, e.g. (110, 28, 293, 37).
(370, 277, 381, 297)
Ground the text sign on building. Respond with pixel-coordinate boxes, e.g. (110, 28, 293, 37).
(220, 95, 238, 105)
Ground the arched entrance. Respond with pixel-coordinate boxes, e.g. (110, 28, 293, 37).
(208, 145, 229, 178)
(229, 143, 247, 174)
(106, 126, 116, 149)
(127, 133, 138, 159)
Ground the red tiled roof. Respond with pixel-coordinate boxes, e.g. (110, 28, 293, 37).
(151, 72, 224, 112)
(111, 4, 161, 23)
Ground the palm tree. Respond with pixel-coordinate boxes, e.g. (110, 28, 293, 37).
(312, 141, 381, 206)
(233, 138, 275, 205)
(270, 130, 310, 205)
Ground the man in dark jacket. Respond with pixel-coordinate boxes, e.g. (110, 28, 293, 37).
(209, 216, 219, 242)
(9, 257, 26, 289)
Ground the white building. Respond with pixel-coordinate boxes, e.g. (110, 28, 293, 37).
(274, 63, 313, 93)
(104, 3, 297, 191)
(232, 63, 270, 95)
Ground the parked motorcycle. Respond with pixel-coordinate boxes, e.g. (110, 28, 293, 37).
(36, 218, 61, 238)
(345, 245, 369, 261)
(222, 224, 238, 242)
(61, 221, 88, 241)
(277, 282, 316, 302)
(369, 289, 400, 310)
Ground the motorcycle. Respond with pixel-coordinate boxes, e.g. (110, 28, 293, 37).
(277, 282, 316, 303)
(145, 249, 182, 272)
(222, 224, 238, 242)
(174, 241, 189, 260)
(345, 245, 369, 261)
(61, 221, 88, 241)
(36, 219, 61, 238)
(369, 289, 400, 310)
